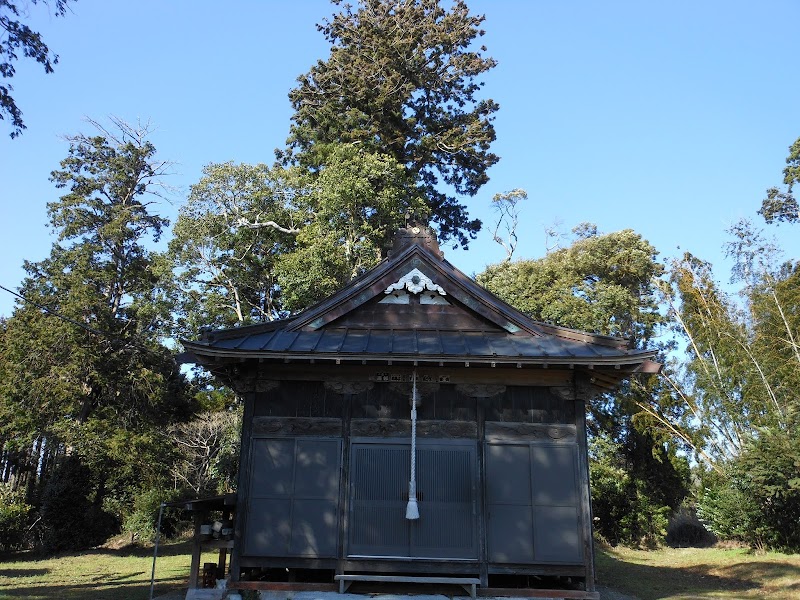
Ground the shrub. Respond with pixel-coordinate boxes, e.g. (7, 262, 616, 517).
(698, 423, 800, 552)
(590, 435, 670, 547)
(38, 456, 118, 553)
(665, 506, 715, 547)
(122, 487, 187, 541)
(0, 484, 32, 551)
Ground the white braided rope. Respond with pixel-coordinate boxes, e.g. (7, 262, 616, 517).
(406, 371, 420, 519)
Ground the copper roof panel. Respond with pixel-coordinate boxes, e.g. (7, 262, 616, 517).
(390, 332, 418, 354)
(289, 330, 324, 352)
(340, 330, 371, 353)
(213, 336, 250, 350)
(416, 331, 444, 354)
(313, 330, 347, 353)
(462, 332, 495, 356)
(265, 330, 297, 351)
(365, 330, 393, 354)
(484, 336, 521, 357)
(437, 331, 468, 355)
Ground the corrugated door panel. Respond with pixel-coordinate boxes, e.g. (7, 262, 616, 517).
(245, 437, 342, 558)
(349, 445, 410, 556)
(349, 441, 478, 559)
(414, 445, 478, 558)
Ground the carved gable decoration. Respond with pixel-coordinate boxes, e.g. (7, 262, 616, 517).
(379, 268, 450, 305)
(385, 268, 446, 296)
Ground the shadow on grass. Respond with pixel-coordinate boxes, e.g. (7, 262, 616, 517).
(596, 547, 762, 599)
(82, 539, 194, 558)
(0, 574, 187, 600)
(0, 541, 194, 600)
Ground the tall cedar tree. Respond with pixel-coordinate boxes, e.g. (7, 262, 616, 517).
(283, 0, 499, 248)
(0, 120, 193, 544)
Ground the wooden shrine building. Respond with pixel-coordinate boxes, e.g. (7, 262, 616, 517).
(183, 225, 659, 599)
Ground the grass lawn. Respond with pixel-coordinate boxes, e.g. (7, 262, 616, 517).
(596, 544, 800, 599)
(0, 539, 208, 600)
(0, 541, 798, 599)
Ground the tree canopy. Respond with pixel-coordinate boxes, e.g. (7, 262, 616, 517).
(283, 0, 499, 248)
(170, 144, 427, 326)
(477, 226, 689, 546)
(0, 120, 195, 549)
(0, 0, 74, 138)
(477, 227, 664, 344)
(760, 136, 800, 224)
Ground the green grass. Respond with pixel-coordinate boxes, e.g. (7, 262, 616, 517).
(596, 544, 800, 599)
(0, 540, 210, 600)
(1, 541, 798, 599)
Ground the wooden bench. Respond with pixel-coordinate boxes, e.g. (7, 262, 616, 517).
(335, 574, 481, 598)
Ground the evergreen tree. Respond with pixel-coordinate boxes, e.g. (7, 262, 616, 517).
(0, 119, 194, 548)
(282, 0, 499, 248)
(478, 226, 690, 545)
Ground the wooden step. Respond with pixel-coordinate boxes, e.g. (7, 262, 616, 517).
(335, 574, 481, 598)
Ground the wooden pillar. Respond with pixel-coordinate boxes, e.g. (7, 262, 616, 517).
(574, 374, 597, 593)
(188, 512, 203, 589)
(230, 386, 256, 583)
(476, 397, 489, 588)
(336, 389, 353, 577)
(217, 508, 230, 578)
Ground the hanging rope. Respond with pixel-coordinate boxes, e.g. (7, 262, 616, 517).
(406, 370, 420, 520)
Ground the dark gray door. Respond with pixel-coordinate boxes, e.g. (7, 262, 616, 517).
(486, 442, 583, 564)
(244, 437, 341, 558)
(348, 439, 478, 559)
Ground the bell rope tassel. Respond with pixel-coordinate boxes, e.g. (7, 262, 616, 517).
(406, 371, 420, 520)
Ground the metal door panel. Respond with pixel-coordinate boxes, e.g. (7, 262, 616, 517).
(487, 504, 534, 563)
(244, 498, 292, 555)
(289, 498, 340, 557)
(531, 444, 578, 505)
(533, 505, 582, 563)
(295, 439, 340, 499)
(485, 441, 583, 565)
(250, 438, 294, 497)
(245, 437, 342, 559)
(485, 443, 531, 505)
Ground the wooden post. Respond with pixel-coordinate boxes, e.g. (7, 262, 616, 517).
(574, 375, 596, 593)
(217, 508, 230, 579)
(230, 389, 256, 583)
(336, 390, 353, 578)
(477, 397, 489, 588)
(188, 512, 203, 589)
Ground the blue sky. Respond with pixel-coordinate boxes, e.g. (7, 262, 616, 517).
(2, 0, 799, 320)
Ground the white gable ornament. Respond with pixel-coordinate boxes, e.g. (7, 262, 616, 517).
(384, 268, 447, 296)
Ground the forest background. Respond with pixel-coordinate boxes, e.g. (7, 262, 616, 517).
(0, 0, 798, 554)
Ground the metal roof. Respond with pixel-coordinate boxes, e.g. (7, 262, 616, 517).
(185, 326, 657, 369)
(183, 226, 660, 375)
